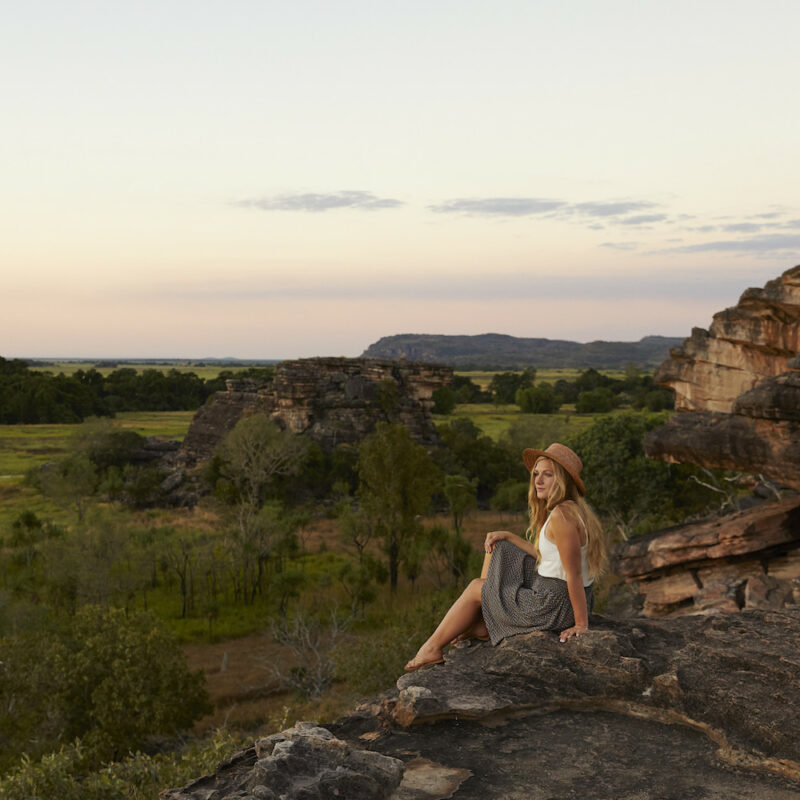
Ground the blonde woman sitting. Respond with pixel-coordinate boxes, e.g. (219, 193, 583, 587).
(405, 443, 607, 671)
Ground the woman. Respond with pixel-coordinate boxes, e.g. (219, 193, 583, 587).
(404, 443, 607, 671)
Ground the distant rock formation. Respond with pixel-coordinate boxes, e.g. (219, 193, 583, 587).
(361, 333, 682, 369)
(166, 610, 800, 798)
(645, 265, 800, 489)
(178, 357, 452, 468)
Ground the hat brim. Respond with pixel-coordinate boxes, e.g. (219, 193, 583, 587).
(523, 448, 586, 496)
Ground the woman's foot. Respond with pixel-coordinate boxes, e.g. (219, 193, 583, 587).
(404, 643, 444, 671)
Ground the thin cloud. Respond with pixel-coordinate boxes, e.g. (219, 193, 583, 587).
(427, 197, 566, 216)
(234, 191, 404, 212)
(721, 222, 765, 233)
(655, 233, 800, 255)
(600, 242, 638, 251)
(571, 200, 659, 218)
(618, 214, 669, 226)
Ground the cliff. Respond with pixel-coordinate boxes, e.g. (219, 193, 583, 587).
(607, 266, 800, 618)
(644, 265, 800, 489)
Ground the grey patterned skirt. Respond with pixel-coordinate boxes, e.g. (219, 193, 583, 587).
(480, 540, 594, 645)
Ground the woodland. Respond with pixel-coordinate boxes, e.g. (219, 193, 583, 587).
(0, 359, 729, 799)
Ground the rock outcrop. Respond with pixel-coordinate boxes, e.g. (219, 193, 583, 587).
(167, 610, 800, 798)
(178, 357, 452, 467)
(645, 264, 800, 489)
(162, 722, 404, 800)
(613, 496, 800, 617)
(626, 266, 800, 617)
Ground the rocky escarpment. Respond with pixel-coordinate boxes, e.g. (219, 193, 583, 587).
(166, 610, 800, 799)
(627, 266, 800, 617)
(178, 357, 452, 467)
(645, 264, 800, 489)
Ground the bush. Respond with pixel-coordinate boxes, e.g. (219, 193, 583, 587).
(0, 729, 244, 800)
(432, 386, 457, 414)
(516, 383, 562, 414)
(0, 607, 211, 768)
(576, 387, 617, 413)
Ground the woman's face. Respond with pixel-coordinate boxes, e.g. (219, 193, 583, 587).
(533, 458, 555, 500)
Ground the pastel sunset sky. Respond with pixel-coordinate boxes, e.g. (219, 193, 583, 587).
(3, 0, 799, 359)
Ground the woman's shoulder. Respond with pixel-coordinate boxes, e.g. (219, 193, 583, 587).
(550, 500, 580, 520)
(548, 502, 583, 533)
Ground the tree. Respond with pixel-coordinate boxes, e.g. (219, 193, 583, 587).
(576, 387, 617, 413)
(489, 368, 536, 404)
(356, 423, 441, 590)
(516, 382, 562, 414)
(570, 413, 716, 537)
(443, 474, 477, 535)
(434, 417, 517, 502)
(432, 386, 457, 414)
(215, 417, 307, 604)
(34, 453, 98, 522)
(216, 414, 307, 507)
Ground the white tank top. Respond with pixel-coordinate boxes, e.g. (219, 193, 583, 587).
(537, 512, 593, 587)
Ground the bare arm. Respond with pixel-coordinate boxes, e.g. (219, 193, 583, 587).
(484, 530, 537, 558)
(546, 507, 589, 643)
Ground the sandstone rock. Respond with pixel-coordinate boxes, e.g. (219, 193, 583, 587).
(644, 412, 800, 491)
(646, 265, 800, 490)
(613, 498, 800, 616)
(162, 722, 404, 800)
(178, 358, 452, 467)
(614, 497, 800, 578)
(385, 610, 800, 780)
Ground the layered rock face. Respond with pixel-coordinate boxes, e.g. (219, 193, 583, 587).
(614, 496, 800, 617)
(625, 266, 800, 617)
(178, 357, 452, 466)
(645, 264, 800, 489)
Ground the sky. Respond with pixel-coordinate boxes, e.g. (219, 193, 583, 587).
(3, 0, 800, 359)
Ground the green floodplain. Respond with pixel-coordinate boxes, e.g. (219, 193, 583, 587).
(0, 364, 729, 799)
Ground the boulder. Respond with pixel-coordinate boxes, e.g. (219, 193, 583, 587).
(161, 722, 404, 800)
(383, 610, 800, 783)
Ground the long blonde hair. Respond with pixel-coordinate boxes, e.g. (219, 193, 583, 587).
(525, 456, 608, 579)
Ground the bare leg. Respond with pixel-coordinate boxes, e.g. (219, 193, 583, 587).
(405, 578, 486, 670)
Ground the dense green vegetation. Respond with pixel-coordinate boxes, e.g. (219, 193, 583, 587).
(0, 357, 273, 424)
(0, 365, 734, 798)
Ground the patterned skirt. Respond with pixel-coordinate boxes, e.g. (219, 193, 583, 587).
(480, 540, 594, 645)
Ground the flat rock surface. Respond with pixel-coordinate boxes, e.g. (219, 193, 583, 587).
(346, 710, 800, 800)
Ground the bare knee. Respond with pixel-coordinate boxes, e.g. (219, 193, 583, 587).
(467, 577, 485, 600)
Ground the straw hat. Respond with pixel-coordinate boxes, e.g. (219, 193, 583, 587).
(522, 442, 585, 496)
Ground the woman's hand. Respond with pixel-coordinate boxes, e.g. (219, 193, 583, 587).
(559, 624, 588, 643)
(484, 530, 511, 553)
